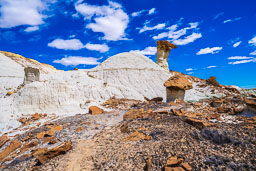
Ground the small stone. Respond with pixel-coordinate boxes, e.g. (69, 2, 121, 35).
(165, 156, 183, 167)
(89, 106, 104, 115)
(36, 132, 45, 139)
(76, 127, 84, 133)
(123, 131, 151, 141)
(181, 162, 192, 171)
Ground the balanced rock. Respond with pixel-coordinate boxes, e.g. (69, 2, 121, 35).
(164, 74, 193, 102)
(156, 40, 177, 70)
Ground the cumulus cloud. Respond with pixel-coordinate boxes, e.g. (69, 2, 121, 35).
(249, 50, 256, 55)
(138, 23, 166, 33)
(233, 41, 242, 47)
(0, 0, 47, 28)
(153, 22, 202, 45)
(84, 43, 109, 53)
(187, 72, 194, 75)
(48, 38, 109, 53)
(196, 47, 223, 55)
(75, 1, 129, 41)
(48, 39, 84, 50)
(24, 26, 40, 32)
(228, 56, 253, 60)
(223, 17, 241, 24)
(53, 56, 101, 66)
(248, 36, 256, 47)
(130, 46, 157, 56)
(206, 66, 217, 68)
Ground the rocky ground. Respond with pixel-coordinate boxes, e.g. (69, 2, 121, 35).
(0, 96, 256, 170)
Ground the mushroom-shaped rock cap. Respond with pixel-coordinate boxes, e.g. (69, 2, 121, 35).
(156, 40, 177, 51)
(164, 74, 193, 90)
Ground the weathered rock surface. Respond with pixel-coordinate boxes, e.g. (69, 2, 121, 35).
(207, 76, 221, 87)
(89, 106, 104, 115)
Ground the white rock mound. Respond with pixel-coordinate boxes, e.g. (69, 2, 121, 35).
(0, 52, 171, 133)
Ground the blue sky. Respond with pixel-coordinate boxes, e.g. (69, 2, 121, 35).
(0, 0, 256, 88)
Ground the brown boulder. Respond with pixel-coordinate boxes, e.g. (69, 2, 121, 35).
(43, 137, 57, 144)
(165, 156, 183, 167)
(0, 135, 9, 148)
(207, 76, 221, 87)
(123, 131, 151, 141)
(89, 106, 104, 115)
(31, 113, 41, 120)
(164, 75, 193, 90)
(34, 141, 72, 165)
(36, 132, 45, 139)
(123, 108, 155, 120)
(19, 140, 38, 154)
(185, 118, 214, 130)
(0, 139, 22, 162)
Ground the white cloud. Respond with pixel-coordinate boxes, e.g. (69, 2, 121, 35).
(206, 66, 217, 68)
(24, 26, 39, 32)
(138, 23, 166, 33)
(131, 10, 145, 17)
(213, 12, 224, 20)
(249, 50, 256, 55)
(228, 58, 256, 65)
(223, 17, 241, 24)
(148, 8, 156, 15)
(48, 39, 84, 50)
(0, 0, 47, 28)
(196, 47, 223, 55)
(84, 43, 109, 53)
(75, 1, 129, 41)
(233, 41, 242, 47)
(53, 56, 101, 66)
(187, 72, 194, 75)
(153, 22, 202, 45)
(228, 56, 253, 60)
(130, 46, 157, 56)
(248, 36, 256, 47)
(131, 8, 156, 17)
(186, 68, 193, 71)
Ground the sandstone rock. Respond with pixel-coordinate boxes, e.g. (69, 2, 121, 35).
(156, 40, 177, 70)
(181, 162, 192, 171)
(185, 118, 214, 130)
(207, 113, 220, 120)
(165, 167, 185, 171)
(0, 139, 22, 162)
(19, 140, 38, 154)
(123, 108, 155, 120)
(34, 141, 71, 165)
(31, 113, 41, 120)
(76, 127, 84, 133)
(45, 125, 63, 136)
(164, 75, 192, 102)
(123, 131, 151, 141)
(207, 76, 221, 87)
(165, 156, 183, 167)
(6, 91, 16, 96)
(89, 106, 104, 115)
(0, 135, 9, 148)
(36, 132, 45, 139)
(43, 137, 57, 144)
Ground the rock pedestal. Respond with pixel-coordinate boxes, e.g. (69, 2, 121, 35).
(24, 67, 40, 84)
(156, 40, 177, 70)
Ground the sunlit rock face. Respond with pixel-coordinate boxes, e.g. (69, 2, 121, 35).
(156, 40, 177, 70)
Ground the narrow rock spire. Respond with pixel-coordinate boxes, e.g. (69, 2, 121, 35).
(156, 40, 177, 70)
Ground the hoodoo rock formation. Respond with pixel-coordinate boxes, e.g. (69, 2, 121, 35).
(164, 74, 193, 102)
(156, 40, 177, 70)
(24, 67, 40, 84)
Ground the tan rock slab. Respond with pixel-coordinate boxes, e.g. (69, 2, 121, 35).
(89, 106, 104, 115)
(0, 139, 22, 162)
(0, 135, 9, 148)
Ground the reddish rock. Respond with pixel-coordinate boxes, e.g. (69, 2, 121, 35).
(76, 127, 84, 133)
(19, 140, 38, 154)
(181, 162, 192, 171)
(123, 109, 155, 120)
(0, 135, 9, 148)
(165, 156, 183, 167)
(45, 125, 63, 136)
(36, 132, 45, 139)
(207, 76, 221, 87)
(31, 113, 41, 120)
(89, 106, 104, 115)
(6, 91, 16, 96)
(0, 139, 22, 162)
(43, 137, 57, 144)
(145, 156, 152, 171)
(185, 118, 214, 130)
(34, 141, 72, 165)
(123, 131, 151, 142)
